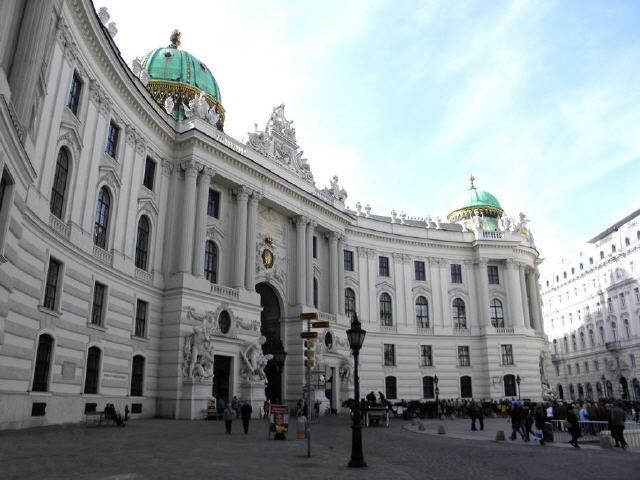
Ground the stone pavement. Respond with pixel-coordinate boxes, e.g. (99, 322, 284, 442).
(1, 415, 637, 480)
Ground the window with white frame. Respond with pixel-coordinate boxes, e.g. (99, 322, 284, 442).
(458, 346, 470, 366)
(490, 299, 504, 328)
(43, 258, 62, 311)
(380, 293, 393, 326)
(415, 296, 429, 328)
(501, 344, 514, 365)
(134, 299, 148, 338)
(452, 298, 466, 328)
(383, 344, 396, 366)
(420, 345, 432, 367)
(90, 282, 106, 326)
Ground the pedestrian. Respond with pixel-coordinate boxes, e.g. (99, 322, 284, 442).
(263, 399, 271, 420)
(475, 402, 484, 431)
(223, 403, 234, 434)
(609, 402, 627, 449)
(232, 395, 240, 418)
(241, 401, 253, 434)
(534, 403, 547, 445)
(566, 407, 581, 448)
(470, 401, 477, 431)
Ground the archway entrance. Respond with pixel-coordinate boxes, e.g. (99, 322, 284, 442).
(256, 282, 284, 404)
(213, 355, 232, 408)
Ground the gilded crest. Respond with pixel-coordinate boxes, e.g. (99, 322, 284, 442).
(262, 248, 274, 269)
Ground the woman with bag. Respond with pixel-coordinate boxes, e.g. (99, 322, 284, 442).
(223, 404, 235, 434)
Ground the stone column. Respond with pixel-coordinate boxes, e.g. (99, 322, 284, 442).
(245, 192, 261, 291)
(337, 236, 345, 317)
(428, 259, 443, 328)
(367, 249, 377, 323)
(192, 167, 214, 276)
(520, 265, 532, 329)
(328, 233, 339, 314)
(439, 260, 450, 327)
(178, 161, 201, 273)
(528, 269, 543, 331)
(294, 216, 307, 305)
(8, 0, 55, 133)
(506, 260, 525, 328)
(306, 221, 316, 306)
(474, 259, 490, 327)
(233, 187, 251, 288)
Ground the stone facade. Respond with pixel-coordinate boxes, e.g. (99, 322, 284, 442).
(541, 209, 640, 402)
(0, 0, 547, 430)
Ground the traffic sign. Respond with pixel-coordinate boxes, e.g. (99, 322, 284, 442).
(300, 331, 318, 339)
(305, 359, 315, 368)
(311, 321, 330, 329)
(304, 350, 315, 359)
(299, 312, 319, 320)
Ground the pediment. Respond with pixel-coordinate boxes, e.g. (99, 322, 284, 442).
(57, 121, 83, 157)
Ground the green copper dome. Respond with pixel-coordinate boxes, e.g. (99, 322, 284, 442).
(138, 30, 225, 127)
(462, 188, 501, 210)
(447, 176, 504, 227)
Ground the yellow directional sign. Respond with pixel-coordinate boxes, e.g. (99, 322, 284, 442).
(311, 321, 330, 329)
(299, 312, 319, 320)
(300, 331, 318, 339)
(305, 359, 315, 368)
(304, 350, 315, 359)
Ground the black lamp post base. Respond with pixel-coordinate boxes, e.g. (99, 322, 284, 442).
(348, 458, 367, 468)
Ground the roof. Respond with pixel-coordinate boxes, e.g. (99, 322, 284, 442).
(587, 207, 640, 243)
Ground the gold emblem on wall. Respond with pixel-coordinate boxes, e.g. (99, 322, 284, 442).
(262, 248, 274, 269)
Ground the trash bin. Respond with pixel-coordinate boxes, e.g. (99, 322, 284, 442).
(296, 416, 306, 439)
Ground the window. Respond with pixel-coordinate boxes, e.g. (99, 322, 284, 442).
(207, 189, 220, 218)
(612, 244, 616, 253)
(49, 148, 69, 219)
(619, 293, 625, 307)
(589, 329, 595, 347)
(579, 263, 584, 270)
(563, 271, 567, 279)
(635, 287, 640, 303)
(420, 345, 432, 367)
(600, 251, 604, 260)
(43, 258, 61, 310)
(553, 339, 558, 354)
(204, 241, 218, 283)
(504, 374, 516, 397)
(458, 346, 470, 366)
(584, 361, 589, 373)
(344, 250, 354, 271)
(414, 261, 425, 281)
(345, 288, 356, 318)
(105, 121, 119, 158)
(554, 365, 560, 377)
(415, 296, 429, 328)
(571, 334, 577, 351)
(142, 157, 156, 190)
(380, 293, 393, 326)
(599, 325, 605, 344)
(501, 344, 514, 365)
(487, 265, 499, 284)
(490, 299, 504, 328)
(67, 71, 82, 115)
(579, 332, 585, 349)
(611, 322, 617, 341)
(313, 278, 318, 309)
(625, 237, 630, 247)
(93, 187, 111, 249)
(571, 267, 575, 275)
(131, 355, 145, 396)
(32, 334, 54, 392)
(460, 376, 472, 398)
(450, 263, 462, 283)
(383, 344, 396, 366)
(134, 299, 148, 338)
(422, 376, 434, 399)
(594, 360, 599, 372)
(624, 319, 631, 338)
(630, 354, 636, 368)
(563, 336, 569, 352)
(607, 298, 612, 312)
(567, 364, 572, 375)
(385, 376, 397, 399)
(378, 256, 389, 276)
(91, 282, 106, 326)
(589, 257, 593, 265)
(576, 363, 580, 374)
(452, 298, 466, 328)
(135, 216, 151, 270)
(312, 236, 317, 259)
(84, 346, 101, 394)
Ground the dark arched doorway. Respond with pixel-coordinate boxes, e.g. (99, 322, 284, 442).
(256, 282, 284, 404)
(620, 376, 629, 400)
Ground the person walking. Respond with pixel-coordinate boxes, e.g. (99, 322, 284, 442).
(609, 402, 628, 449)
(241, 401, 253, 434)
(232, 396, 240, 419)
(566, 407, 581, 448)
(534, 403, 547, 445)
(223, 403, 235, 434)
(470, 401, 478, 431)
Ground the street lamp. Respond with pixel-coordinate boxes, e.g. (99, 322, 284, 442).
(272, 349, 287, 403)
(347, 312, 367, 468)
(434, 375, 439, 418)
(516, 374, 521, 400)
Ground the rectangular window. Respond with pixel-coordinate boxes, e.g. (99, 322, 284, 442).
(554, 365, 560, 377)
(487, 265, 499, 284)
(594, 360, 599, 371)
(312, 236, 317, 259)
(607, 298, 613, 312)
(344, 250, 354, 271)
(420, 345, 432, 367)
(630, 354, 636, 368)
(67, 71, 82, 115)
(414, 261, 426, 281)
(207, 189, 220, 218)
(567, 364, 572, 375)
(379, 256, 389, 277)
(635, 287, 640, 303)
(142, 157, 156, 190)
(383, 344, 396, 366)
(43, 258, 61, 310)
(501, 344, 514, 365)
(584, 361, 589, 373)
(619, 293, 625, 307)
(134, 299, 148, 338)
(458, 346, 470, 366)
(91, 282, 106, 326)
(105, 121, 120, 158)
(451, 263, 462, 283)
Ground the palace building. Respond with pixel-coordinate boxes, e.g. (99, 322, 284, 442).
(0, 0, 547, 429)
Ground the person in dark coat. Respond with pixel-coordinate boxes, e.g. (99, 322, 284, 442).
(566, 407, 581, 448)
(240, 401, 253, 434)
(223, 404, 235, 434)
(609, 402, 627, 449)
(534, 403, 547, 445)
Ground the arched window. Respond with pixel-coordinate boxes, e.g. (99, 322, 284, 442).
(606, 380, 613, 398)
(612, 244, 616, 254)
(452, 298, 466, 328)
(625, 237, 630, 247)
(94, 187, 111, 249)
(131, 355, 145, 397)
(134, 216, 150, 270)
(611, 322, 617, 341)
(490, 299, 504, 328)
(553, 339, 558, 354)
(599, 325, 605, 344)
(380, 293, 392, 326)
(557, 384, 564, 400)
(204, 241, 218, 283)
(578, 383, 584, 399)
(32, 334, 54, 392)
(345, 288, 356, 318)
(569, 384, 575, 400)
(579, 331, 585, 349)
(422, 376, 434, 399)
(504, 374, 516, 397)
(460, 376, 472, 398)
(589, 257, 593, 265)
(571, 334, 577, 351)
(563, 336, 569, 352)
(596, 382, 603, 399)
(385, 376, 397, 399)
(600, 251, 604, 259)
(589, 329, 595, 347)
(84, 346, 102, 394)
(624, 319, 631, 338)
(313, 278, 319, 309)
(50, 149, 69, 219)
(415, 296, 429, 328)
(586, 383, 593, 400)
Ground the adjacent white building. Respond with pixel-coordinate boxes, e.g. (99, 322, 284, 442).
(541, 209, 640, 402)
(0, 0, 548, 430)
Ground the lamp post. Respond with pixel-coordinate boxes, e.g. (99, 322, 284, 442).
(516, 374, 521, 400)
(272, 349, 287, 404)
(347, 312, 367, 468)
(434, 374, 439, 418)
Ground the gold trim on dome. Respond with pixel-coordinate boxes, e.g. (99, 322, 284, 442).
(447, 205, 504, 222)
(146, 79, 226, 125)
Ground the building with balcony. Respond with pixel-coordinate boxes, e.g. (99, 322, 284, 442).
(541, 208, 640, 402)
(0, 0, 547, 429)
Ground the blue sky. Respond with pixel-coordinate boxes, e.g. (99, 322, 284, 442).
(98, 0, 640, 265)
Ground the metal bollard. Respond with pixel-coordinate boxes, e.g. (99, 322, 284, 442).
(437, 425, 446, 434)
(495, 430, 506, 442)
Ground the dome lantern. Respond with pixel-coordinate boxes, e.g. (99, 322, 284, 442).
(447, 175, 504, 231)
